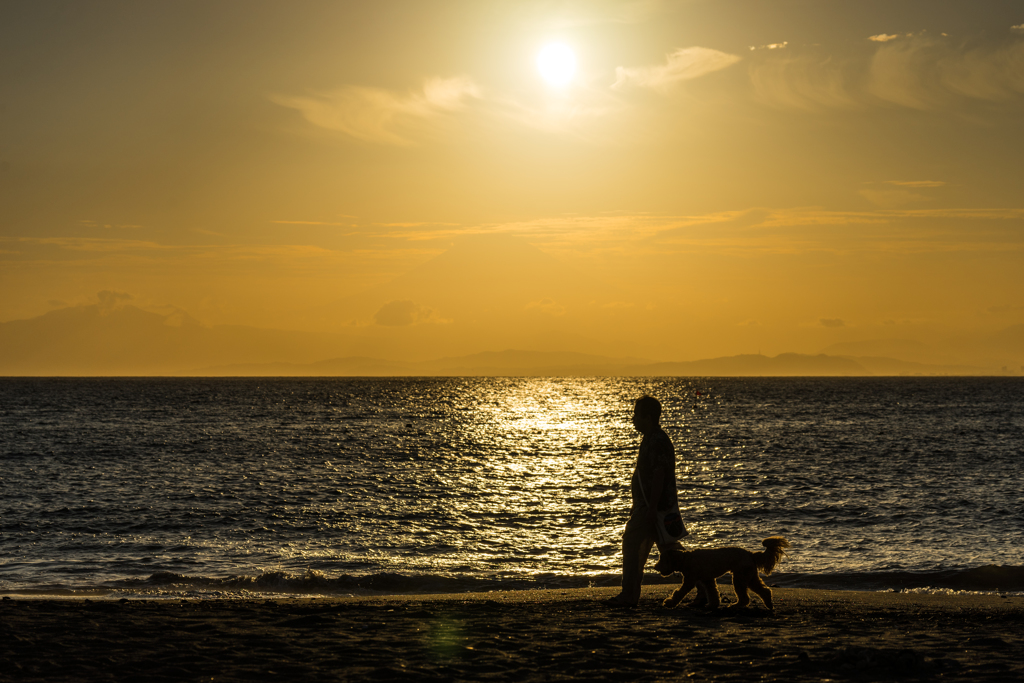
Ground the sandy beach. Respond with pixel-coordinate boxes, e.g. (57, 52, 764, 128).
(2, 586, 1022, 682)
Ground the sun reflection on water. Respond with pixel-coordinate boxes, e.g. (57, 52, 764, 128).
(355, 377, 710, 579)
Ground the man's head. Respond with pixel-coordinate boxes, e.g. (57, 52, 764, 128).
(632, 395, 661, 433)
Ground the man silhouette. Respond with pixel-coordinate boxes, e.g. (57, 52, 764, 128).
(603, 395, 683, 607)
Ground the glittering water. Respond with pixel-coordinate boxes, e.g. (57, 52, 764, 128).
(1, 377, 1021, 596)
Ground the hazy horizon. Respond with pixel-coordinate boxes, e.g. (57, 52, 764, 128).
(2, 1, 1023, 373)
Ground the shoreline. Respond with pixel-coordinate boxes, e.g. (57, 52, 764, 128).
(4, 562, 1023, 601)
(2, 584, 1024, 602)
(3, 586, 1023, 681)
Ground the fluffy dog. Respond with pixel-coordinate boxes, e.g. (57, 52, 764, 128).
(654, 536, 789, 611)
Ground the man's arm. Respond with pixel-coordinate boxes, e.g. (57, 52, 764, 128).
(641, 432, 673, 527)
(643, 467, 665, 528)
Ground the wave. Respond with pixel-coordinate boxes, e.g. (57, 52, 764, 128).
(93, 564, 1024, 597)
(769, 565, 1024, 593)
(110, 570, 628, 597)
(6, 564, 1021, 599)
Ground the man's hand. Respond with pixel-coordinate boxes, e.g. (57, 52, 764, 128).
(645, 508, 659, 530)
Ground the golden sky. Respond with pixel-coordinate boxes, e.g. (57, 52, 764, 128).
(2, 0, 1023, 370)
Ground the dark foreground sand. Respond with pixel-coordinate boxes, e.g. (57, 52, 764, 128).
(2, 586, 1022, 682)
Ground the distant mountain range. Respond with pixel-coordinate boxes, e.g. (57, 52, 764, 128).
(0, 302, 349, 376)
(1, 300, 1019, 377)
(195, 349, 993, 377)
(5, 232, 1021, 377)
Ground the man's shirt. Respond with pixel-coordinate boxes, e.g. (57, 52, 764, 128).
(629, 427, 678, 514)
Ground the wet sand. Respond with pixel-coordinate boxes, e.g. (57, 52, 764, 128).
(2, 586, 1022, 682)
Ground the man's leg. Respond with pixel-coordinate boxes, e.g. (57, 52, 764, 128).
(618, 516, 656, 605)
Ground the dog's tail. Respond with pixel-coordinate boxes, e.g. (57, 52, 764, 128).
(753, 536, 789, 575)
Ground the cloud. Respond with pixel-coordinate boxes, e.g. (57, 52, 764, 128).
(867, 38, 953, 109)
(10, 237, 171, 253)
(870, 36, 1024, 108)
(78, 218, 143, 230)
(819, 318, 846, 328)
(613, 47, 742, 92)
(272, 76, 480, 145)
(652, 208, 772, 240)
(1013, 24, 1024, 31)
(477, 207, 1024, 264)
(751, 35, 1024, 112)
(486, 91, 626, 141)
(885, 180, 946, 188)
(860, 188, 931, 207)
(373, 300, 448, 326)
(272, 220, 354, 227)
(543, 0, 671, 26)
(749, 42, 789, 51)
(749, 50, 861, 111)
(936, 39, 1024, 102)
(526, 298, 566, 316)
(869, 34, 900, 43)
(96, 290, 133, 311)
(859, 180, 944, 207)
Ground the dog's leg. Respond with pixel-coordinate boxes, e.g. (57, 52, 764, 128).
(700, 579, 721, 609)
(731, 571, 751, 608)
(749, 574, 774, 611)
(663, 577, 696, 609)
(690, 581, 708, 607)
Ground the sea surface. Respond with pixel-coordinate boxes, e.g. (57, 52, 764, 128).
(1, 377, 1022, 598)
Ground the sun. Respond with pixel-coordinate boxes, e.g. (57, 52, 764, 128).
(536, 43, 576, 87)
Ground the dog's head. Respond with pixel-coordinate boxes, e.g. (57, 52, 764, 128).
(654, 549, 689, 577)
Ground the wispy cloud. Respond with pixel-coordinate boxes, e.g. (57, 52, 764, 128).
(3, 237, 371, 264)
(749, 49, 861, 111)
(935, 39, 1024, 102)
(485, 91, 627, 142)
(523, 208, 1024, 258)
(854, 181, 947, 207)
(819, 318, 846, 328)
(96, 290, 133, 311)
(543, 0, 672, 26)
(867, 37, 950, 109)
(751, 34, 1024, 112)
(10, 208, 1022, 281)
(79, 219, 144, 230)
(373, 300, 449, 326)
(871, 35, 1024, 107)
(860, 180, 942, 207)
(612, 47, 741, 92)
(13, 237, 171, 253)
(868, 34, 901, 43)
(376, 222, 460, 228)
(525, 298, 566, 316)
(272, 220, 355, 227)
(272, 76, 480, 145)
(886, 180, 946, 188)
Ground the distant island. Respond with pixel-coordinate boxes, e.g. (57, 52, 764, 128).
(192, 349, 995, 377)
(1, 299, 1019, 376)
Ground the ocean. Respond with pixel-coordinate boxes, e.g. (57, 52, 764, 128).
(1, 376, 1022, 598)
